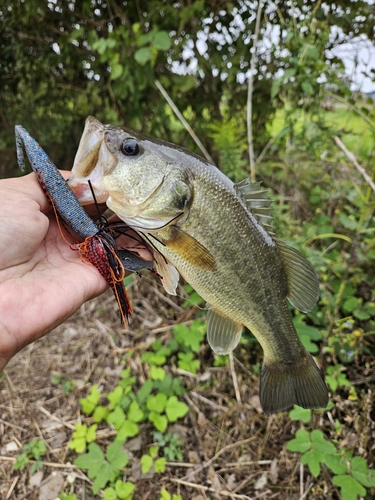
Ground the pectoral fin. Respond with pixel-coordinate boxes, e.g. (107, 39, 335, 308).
(153, 252, 180, 295)
(164, 227, 216, 271)
(275, 238, 320, 312)
(207, 308, 243, 355)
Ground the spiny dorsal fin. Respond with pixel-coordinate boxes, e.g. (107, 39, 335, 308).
(234, 178, 274, 233)
(275, 238, 320, 312)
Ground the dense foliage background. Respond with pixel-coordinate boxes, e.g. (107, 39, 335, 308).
(1, 1, 375, 499)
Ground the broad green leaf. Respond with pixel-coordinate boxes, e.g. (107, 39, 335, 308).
(149, 411, 168, 432)
(80, 385, 100, 414)
(271, 79, 281, 99)
(141, 454, 153, 474)
(324, 454, 348, 475)
(152, 31, 171, 51)
(150, 365, 166, 380)
(289, 405, 312, 423)
(111, 63, 123, 80)
(128, 400, 144, 423)
(117, 419, 139, 441)
(350, 456, 375, 487)
(134, 47, 152, 65)
(103, 487, 117, 500)
(86, 424, 98, 443)
(93, 405, 109, 423)
(107, 406, 126, 430)
(92, 462, 115, 494)
(74, 443, 105, 478)
(286, 429, 311, 453)
(106, 440, 129, 469)
(310, 430, 336, 455)
(108, 386, 124, 410)
(165, 396, 189, 422)
(154, 457, 166, 473)
(160, 489, 171, 500)
(137, 379, 153, 404)
(333, 475, 366, 500)
(301, 81, 314, 94)
(301, 449, 325, 477)
(115, 480, 135, 499)
(69, 436, 87, 453)
(148, 445, 159, 459)
(147, 393, 167, 413)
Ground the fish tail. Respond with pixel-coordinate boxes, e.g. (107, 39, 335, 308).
(259, 353, 328, 416)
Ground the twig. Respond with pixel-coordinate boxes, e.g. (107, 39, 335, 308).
(37, 405, 75, 430)
(181, 436, 257, 480)
(247, 0, 263, 181)
(170, 478, 253, 499)
(299, 481, 313, 500)
(190, 391, 228, 411)
(229, 352, 242, 403)
(154, 79, 215, 164)
(334, 136, 375, 194)
(6, 477, 18, 500)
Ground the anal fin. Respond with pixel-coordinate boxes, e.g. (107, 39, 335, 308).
(207, 308, 243, 355)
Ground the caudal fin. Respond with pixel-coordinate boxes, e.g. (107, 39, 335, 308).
(259, 353, 328, 416)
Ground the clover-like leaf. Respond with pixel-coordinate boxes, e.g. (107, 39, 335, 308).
(147, 393, 167, 413)
(286, 428, 311, 454)
(165, 396, 189, 422)
(350, 456, 375, 487)
(310, 430, 336, 455)
(333, 475, 366, 500)
(128, 400, 144, 423)
(141, 454, 154, 474)
(149, 411, 168, 432)
(106, 440, 129, 470)
(289, 405, 312, 423)
(301, 449, 325, 477)
(117, 419, 139, 441)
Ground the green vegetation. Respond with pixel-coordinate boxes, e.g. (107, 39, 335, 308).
(2, 1, 375, 498)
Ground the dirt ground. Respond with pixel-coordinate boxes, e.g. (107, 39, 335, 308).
(1, 273, 374, 500)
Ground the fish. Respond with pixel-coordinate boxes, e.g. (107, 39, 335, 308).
(68, 116, 329, 416)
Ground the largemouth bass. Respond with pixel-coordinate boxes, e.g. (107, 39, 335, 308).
(69, 116, 328, 416)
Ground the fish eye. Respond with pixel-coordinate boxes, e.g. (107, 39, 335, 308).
(120, 138, 140, 156)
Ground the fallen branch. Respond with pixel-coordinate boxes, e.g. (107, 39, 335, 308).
(334, 136, 375, 194)
(170, 477, 254, 499)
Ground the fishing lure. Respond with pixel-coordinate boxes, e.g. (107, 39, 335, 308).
(15, 125, 152, 324)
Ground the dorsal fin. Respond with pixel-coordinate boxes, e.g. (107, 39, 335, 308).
(234, 178, 274, 233)
(274, 238, 320, 312)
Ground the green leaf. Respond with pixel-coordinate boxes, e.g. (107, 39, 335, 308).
(134, 47, 153, 65)
(289, 405, 312, 423)
(301, 81, 314, 95)
(147, 393, 167, 413)
(165, 396, 189, 422)
(115, 480, 135, 499)
(86, 424, 98, 443)
(107, 406, 126, 430)
(150, 365, 166, 380)
(117, 419, 139, 441)
(160, 489, 171, 500)
(74, 443, 105, 478)
(350, 456, 375, 487)
(324, 454, 348, 475)
(128, 400, 144, 423)
(333, 475, 366, 500)
(154, 457, 166, 473)
(141, 454, 154, 474)
(148, 445, 158, 459)
(152, 31, 172, 51)
(137, 379, 153, 404)
(286, 429, 311, 453)
(301, 449, 325, 477)
(80, 385, 100, 414)
(149, 412, 168, 432)
(92, 462, 116, 494)
(108, 386, 124, 410)
(271, 79, 281, 99)
(93, 405, 109, 423)
(310, 430, 336, 455)
(103, 487, 117, 500)
(111, 63, 123, 80)
(107, 440, 129, 469)
(177, 352, 200, 374)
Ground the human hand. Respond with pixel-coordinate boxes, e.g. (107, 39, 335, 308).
(0, 172, 151, 370)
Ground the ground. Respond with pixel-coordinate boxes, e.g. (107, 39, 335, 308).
(1, 272, 374, 500)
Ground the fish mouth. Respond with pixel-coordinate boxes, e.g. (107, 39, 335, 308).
(69, 116, 115, 204)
